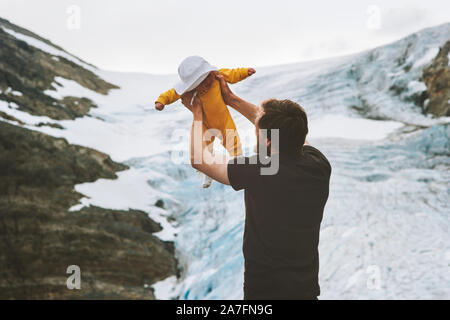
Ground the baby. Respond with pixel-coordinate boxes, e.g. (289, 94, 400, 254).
(155, 56, 255, 188)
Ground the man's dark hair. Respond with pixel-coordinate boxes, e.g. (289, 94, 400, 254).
(258, 99, 308, 154)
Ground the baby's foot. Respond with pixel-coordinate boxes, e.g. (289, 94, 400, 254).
(202, 174, 213, 188)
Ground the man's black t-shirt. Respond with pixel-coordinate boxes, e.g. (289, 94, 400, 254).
(227, 145, 331, 300)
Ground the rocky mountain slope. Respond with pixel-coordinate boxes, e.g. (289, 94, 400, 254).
(422, 40, 450, 116)
(0, 17, 117, 120)
(0, 18, 178, 299)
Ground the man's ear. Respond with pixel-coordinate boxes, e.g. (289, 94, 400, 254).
(265, 138, 272, 157)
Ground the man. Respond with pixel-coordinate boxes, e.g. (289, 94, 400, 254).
(181, 73, 331, 300)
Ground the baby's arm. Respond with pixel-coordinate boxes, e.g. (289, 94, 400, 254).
(155, 88, 181, 111)
(218, 68, 256, 84)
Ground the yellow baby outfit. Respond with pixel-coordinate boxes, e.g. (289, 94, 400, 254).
(156, 68, 249, 157)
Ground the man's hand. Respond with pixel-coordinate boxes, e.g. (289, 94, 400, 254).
(248, 68, 256, 76)
(214, 73, 237, 106)
(190, 94, 203, 120)
(155, 102, 165, 111)
(215, 72, 260, 125)
(180, 91, 194, 112)
(181, 91, 203, 119)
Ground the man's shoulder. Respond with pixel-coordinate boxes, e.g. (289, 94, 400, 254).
(303, 145, 326, 158)
(227, 154, 267, 191)
(302, 145, 332, 174)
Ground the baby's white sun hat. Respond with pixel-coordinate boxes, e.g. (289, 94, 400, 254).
(173, 56, 218, 95)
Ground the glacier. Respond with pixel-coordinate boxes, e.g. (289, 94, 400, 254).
(1, 23, 449, 299)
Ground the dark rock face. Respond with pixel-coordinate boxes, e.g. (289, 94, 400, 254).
(0, 18, 118, 121)
(422, 41, 450, 117)
(0, 122, 178, 299)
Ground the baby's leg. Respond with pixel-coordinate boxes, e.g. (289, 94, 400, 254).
(202, 121, 215, 156)
(200, 141, 214, 188)
(221, 114, 242, 158)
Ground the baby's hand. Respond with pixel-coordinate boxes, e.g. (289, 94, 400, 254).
(155, 102, 165, 111)
(248, 68, 256, 76)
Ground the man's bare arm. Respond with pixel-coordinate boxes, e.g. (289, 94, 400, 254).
(215, 73, 260, 125)
(188, 95, 230, 185)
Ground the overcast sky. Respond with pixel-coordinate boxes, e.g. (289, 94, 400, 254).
(1, 0, 449, 74)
